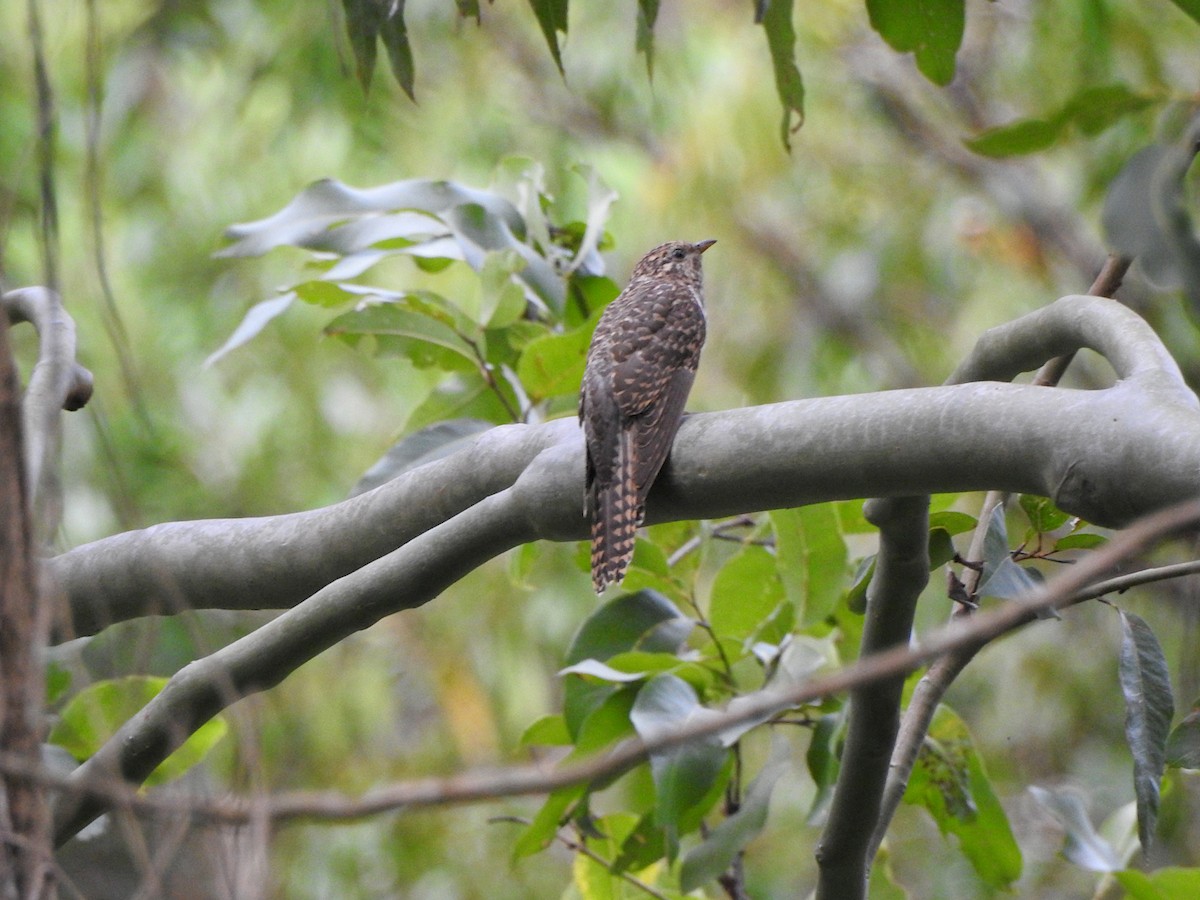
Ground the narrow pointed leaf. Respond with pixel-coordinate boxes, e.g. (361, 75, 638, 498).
(205, 292, 296, 366)
(342, 0, 383, 90)
(761, 0, 805, 149)
(635, 0, 660, 74)
(379, 1, 416, 100)
(527, 0, 568, 74)
(1119, 610, 1174, 853)
(680, 734, 789, 891)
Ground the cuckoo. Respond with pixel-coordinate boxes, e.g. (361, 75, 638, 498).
(580, 239, 716, 593)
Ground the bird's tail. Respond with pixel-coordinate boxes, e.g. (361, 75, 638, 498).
(590, 436, 641, 594)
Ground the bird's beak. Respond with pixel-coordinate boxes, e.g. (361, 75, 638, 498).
(695, 239, 717, 254)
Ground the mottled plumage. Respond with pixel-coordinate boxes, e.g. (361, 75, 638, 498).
(580, 239, 715, 593)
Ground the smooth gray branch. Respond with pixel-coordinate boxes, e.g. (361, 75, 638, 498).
(43, 294, 1200, 844)
(816, 496, 929, 900)
(50, 296, 1200, 636)
(51, 440, 571, 843)
(3, 287, 93, 535)
(46, 499, 1200, 845)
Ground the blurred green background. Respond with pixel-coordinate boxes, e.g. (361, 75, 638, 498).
(4, 0, 1200, 896)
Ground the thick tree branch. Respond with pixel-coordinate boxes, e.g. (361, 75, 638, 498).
(50, 296, 1200, 637)
(815, 496, 929, 900)
(49, 440, 570, 842)
(0, 315, 53, 894)
(45, 499, 1200, 846)
(3, 287, 93, 538)
(868, 258, 1134, 865)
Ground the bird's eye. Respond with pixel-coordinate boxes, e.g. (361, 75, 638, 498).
(671, 247, 686, 260)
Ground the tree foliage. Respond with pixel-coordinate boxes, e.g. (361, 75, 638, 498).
(2, 1, 1200, 898)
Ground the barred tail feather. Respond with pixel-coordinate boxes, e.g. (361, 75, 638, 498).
(590, 434, 641, 593)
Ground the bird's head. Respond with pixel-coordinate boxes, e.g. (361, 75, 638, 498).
(629, 239, 716, 287)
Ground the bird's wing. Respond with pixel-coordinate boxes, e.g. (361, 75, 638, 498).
(628, 366, 696, 505)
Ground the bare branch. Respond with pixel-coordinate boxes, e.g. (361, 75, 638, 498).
(0, 314, 53, 894)
(816, 496, 929, 900)
(3, 287, 94, 538)
(38, 499, 1200, 846)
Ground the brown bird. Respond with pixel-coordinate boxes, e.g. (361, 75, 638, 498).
(580, 239, 716, 593)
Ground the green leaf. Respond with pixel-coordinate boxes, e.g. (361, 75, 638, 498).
(49, 676, 228, 787)
(205, 292, 296, 367)
(1029, 785, 1121, 871)
(927, 510, 976, 536)
(574, 813, 649, 898)
(1053, 532, 1108, 551)
(760, 0, 805, 149)
(1166, 708, 1200, 768)
(478, 250, 529, 327)
(905, 705, 1022, 888)
(771, 505, 847, 626)
(1116, 866, 1200, 899)
(845, 554, 875, 615)
(611, 813, 667, 873)
(964, 118, 1062, 158)
(1119, 610, 1175, 853)
(516, 316, 597, 402)
(635, 0, 660, 74)
(341, 0, 383, 91)
(866, 0, 964, 86)
(967, 84, 1155, 157)
(455, 0, 480, 23)
(805, 712, 843, 825)
(563, 591, 690, 738)
(630, 675, 729, 851)
(46, 662, 71, 705)
(560, 659, 650, 683)
(1065, 84, 1156, 135)
(513, 783, 586, 858)
(565, 165, 619, 277)
(526, 0, 568, 74)
(566, 590, 690, 665)
(293, 280, 358, 308)
(379, 0, 415, 100)
(680, 733, 789, 891)
(519, 714, 572, 747)
(325, 298, 479, 369)
(927, 529, 956, 570)
(709, 544, 788, 648)
(1167, 0, 1200, 23)
(604, 651, 711, 693)
(348, 418, 492, 497)
(1019, 494, 1071, 534)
